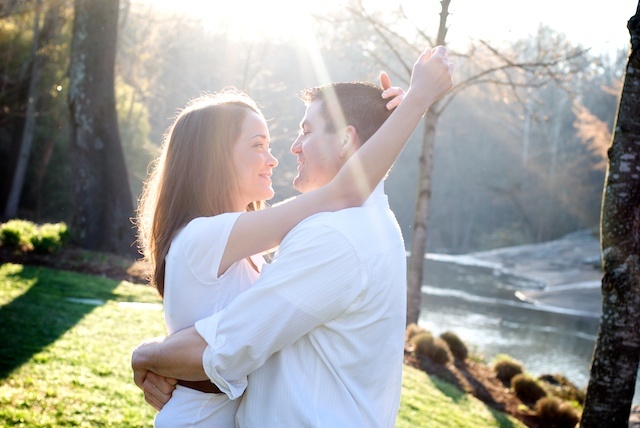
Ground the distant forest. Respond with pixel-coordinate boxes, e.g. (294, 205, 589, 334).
(0, 0, 626, 254)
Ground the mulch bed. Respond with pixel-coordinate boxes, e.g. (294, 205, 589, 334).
(404, 351, 541, 427)
(0, 245, 149, 285)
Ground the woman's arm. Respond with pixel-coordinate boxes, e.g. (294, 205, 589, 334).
(220, 46, 454, 274)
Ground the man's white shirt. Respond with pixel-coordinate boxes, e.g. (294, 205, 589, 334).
(194, 184, 407, 427)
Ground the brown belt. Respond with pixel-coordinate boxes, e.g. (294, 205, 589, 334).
(177, 379, 223, 394)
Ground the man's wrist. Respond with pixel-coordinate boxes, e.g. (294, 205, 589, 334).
(132, 340, 161, 373)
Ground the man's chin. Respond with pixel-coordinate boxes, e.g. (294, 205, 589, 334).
(292, 177, 305, 193)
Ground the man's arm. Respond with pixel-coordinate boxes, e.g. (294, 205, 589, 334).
(131, 328, 210, 410)
(131, 327, 209, 382)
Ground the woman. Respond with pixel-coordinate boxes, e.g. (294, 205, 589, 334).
(136, 47, 453, 427)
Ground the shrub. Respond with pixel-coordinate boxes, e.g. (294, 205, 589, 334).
(405, 323, 428, 342)
(0, 219, 37, 249)
(539, 373, 586, 405)
(439, 331, 468, 361)
(535, 396, 581, 428)
(0, 220, 69, 254)
(511, 373, 548, 404)
(493, 355, 524, 385)
(31, 222, 69, 254)
(410, 331, 434, 356)
(427, 338, 453, 365)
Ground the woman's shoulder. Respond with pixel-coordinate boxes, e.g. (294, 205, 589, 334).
(173, 213, 242, 246)
(185, 212, 241, 232)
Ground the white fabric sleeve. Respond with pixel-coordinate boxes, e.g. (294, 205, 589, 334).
(182, 213, 242, 283)
(193, 222, 363, 398)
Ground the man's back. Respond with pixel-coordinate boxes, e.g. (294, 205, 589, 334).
(235, 186, 407, 427)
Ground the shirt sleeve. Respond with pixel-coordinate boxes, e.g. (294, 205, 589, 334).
(194, 221, 364, 399)
(182, 213, 241, 283)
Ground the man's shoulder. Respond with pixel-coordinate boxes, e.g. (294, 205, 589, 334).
(287, 204, 401, 246)
(285, 211, 343, 239)
(291, 205, 372, 233)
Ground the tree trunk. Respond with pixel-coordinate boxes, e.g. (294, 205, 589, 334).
(3, 0, 44, 219)
(68, 0, 136, 255)
(580, 3, 640, 427)
(405, 0, 450, 326)
(406, 111, 438, 325)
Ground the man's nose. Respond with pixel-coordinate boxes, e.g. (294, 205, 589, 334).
(290, 136, 302, 155)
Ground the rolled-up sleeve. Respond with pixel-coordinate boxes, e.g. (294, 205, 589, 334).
(193, 221, 363, 398)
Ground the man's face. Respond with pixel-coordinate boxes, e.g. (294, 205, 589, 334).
(290, 100, 343, 193)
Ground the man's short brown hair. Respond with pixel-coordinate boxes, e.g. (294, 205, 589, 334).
(299, 82, 393, 145)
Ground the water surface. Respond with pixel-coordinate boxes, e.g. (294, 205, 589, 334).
(417, 255, 640, 405)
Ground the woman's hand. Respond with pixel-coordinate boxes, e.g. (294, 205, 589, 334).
(405, 46, 455, 112)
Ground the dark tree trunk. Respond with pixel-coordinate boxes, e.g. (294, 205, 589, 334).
(581, 3, 640, 426)
(3, 0, 54, 220)
(405, 0, 450, 325)
(68, 0, 136, 255)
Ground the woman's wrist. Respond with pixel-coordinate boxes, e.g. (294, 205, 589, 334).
(400, 88, 434, 116)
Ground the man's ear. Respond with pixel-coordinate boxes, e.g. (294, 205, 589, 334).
(339, 125, 360, 158)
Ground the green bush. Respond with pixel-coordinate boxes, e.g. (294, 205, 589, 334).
(410, 331, 434, 355)
(411, 331, 453, 365)
(439, 331, 468, 361)
(535, 396, 581, 428)
(539, 374, 586, 405)
(0, 219, 69, 254)
(427, 338, 453, 365)
(31, 222, 69, 254)
(0, 219, 37, 249)
(493, 355, 524, 385)
(511, 373, 548, 404)
(405, 323, 428, 342)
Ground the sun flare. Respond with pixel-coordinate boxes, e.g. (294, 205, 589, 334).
(144, 0, 326, 42)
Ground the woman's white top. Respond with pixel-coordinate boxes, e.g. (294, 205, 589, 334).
(155, 213, 263, 428)
(163, 213, 263, 334)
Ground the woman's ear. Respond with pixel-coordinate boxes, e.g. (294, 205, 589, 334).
(339, 125, 359, 158)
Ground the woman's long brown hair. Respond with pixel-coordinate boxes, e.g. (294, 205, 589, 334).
(136, 91, 264, 297)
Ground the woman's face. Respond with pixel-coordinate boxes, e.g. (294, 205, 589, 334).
(232, 110, 278, 210)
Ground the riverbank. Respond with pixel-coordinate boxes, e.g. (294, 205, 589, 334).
(462, 229, 603, 317)
(426, 229, 640, 414)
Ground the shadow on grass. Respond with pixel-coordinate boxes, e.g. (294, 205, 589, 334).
(0, 265, 120, 379)
(430, 372, 524, 428)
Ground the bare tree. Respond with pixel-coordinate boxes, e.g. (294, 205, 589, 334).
(335, 0, 588, 325)
(68, 0, 136, 255)
(580, 3, 640, 426)
(405, 0, 450, 327)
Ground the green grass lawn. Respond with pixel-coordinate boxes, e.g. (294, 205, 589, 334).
(0, 263, 525, 427)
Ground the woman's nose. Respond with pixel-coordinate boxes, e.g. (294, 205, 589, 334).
(267, 150, 278, 167)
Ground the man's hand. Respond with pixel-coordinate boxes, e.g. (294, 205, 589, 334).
(132, 339, 177, 411)
(143, 371, 177, 411)
(379, 71, 405, 110)
(131, 327, 210, 411)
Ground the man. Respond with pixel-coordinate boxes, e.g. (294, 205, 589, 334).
(132, 46, 453, 427)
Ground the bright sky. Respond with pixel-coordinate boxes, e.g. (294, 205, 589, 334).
(443, 0, 636, 56)
(144, 0, 636, 57)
